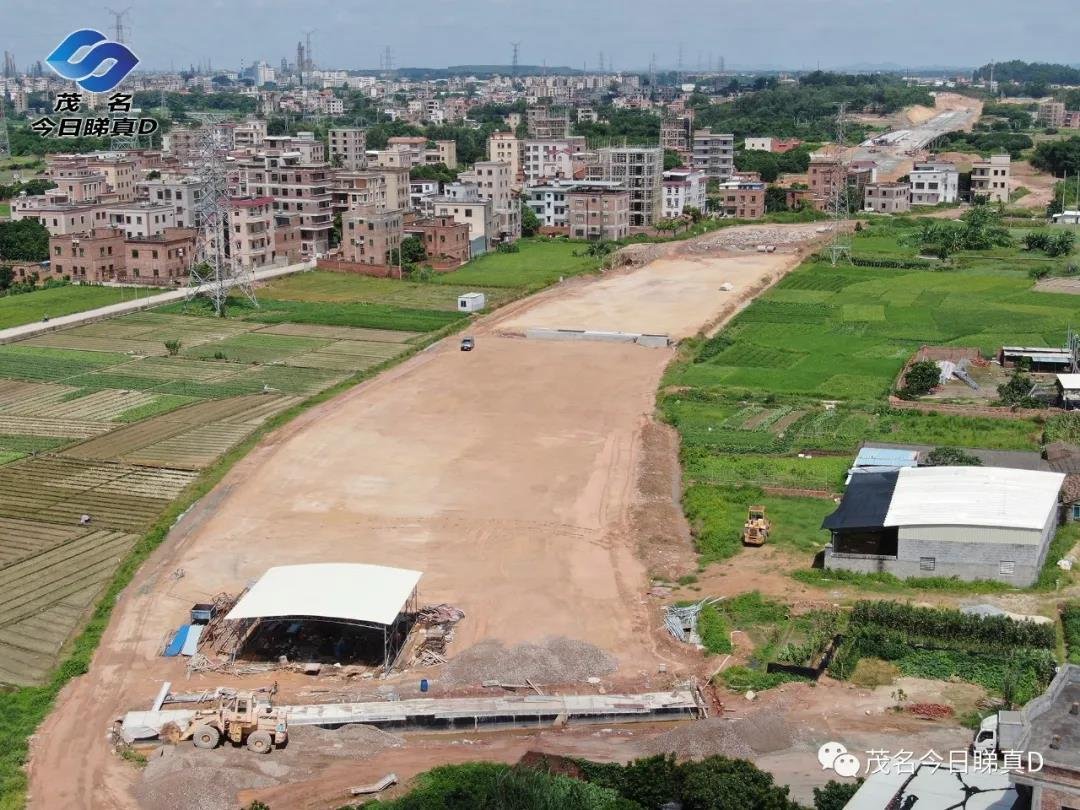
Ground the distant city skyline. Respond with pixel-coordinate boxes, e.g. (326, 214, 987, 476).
(5, 0, 1080, 74)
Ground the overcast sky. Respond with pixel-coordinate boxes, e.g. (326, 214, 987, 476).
(7, 0, 1079, 73)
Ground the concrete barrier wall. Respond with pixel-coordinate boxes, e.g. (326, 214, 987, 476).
(525, 327, 670, 348)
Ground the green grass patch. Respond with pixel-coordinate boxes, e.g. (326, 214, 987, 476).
(697, 604, 733, 655)
(180, 332, 330, 364)
(791, 568, 1015, 594)
(0, 203, 10, 218)
(715, 665, 805, 692)
(1035, 521, 1080, 591)
(1063, 603, 1080, 664)
(163, 295, 466, 333)
(0, 434, 72, 454)
(261, 271, 514, 311)
(0, 450, 23, 465)
(683, 484, 834, 563)
(0, 346, 132, 382)
(430, 239, 599, 289)
(0, 286, 161, 330)
(113, 394, 200, 423)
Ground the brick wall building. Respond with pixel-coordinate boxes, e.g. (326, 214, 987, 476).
(405, 215, 471, 266)
(566, 187, 631, 241)
(48, 228, 125, 283)
(122, 227, 196, 285)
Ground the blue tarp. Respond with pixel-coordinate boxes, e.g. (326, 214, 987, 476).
(164, 625, 190, 657)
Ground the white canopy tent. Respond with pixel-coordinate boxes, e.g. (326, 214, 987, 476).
(224, 563, 422, 671)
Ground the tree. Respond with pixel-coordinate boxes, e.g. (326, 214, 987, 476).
(680, 757, 801, 810)
(765, 186, 790, 213)
(410, 163, 458, 184)
(521, 201, 541, 237)
(399, 235, 426, 264)
(683, 206, 704, 224)
(998, 370, 1038, 407)
(0, 219, 50, 262)
(0, 266, 13, 291)
(663, 149, 683, 171)
(1031, 136, 1080, 177)
(813, 779, 863, 810)
(899, 360, 940, 398)
(925, 447, 983, 467)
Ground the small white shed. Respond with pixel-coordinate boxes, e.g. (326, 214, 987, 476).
(458, 292, 486, 312)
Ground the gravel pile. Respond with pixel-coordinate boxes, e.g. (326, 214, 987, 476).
(642, 712, 794, 761)
(439, 636, 618, 686)
(289, 723, 405, 758)
(136, 747, 280, 810)
(685, 224, 832, 253)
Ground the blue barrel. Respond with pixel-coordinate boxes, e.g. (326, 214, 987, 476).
(420, 678, 429, 693)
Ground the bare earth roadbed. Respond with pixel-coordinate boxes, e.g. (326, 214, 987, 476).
(28, 228, 821, 809)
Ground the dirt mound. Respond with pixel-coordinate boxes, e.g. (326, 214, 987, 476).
(289, 723, 405, 758)
(438, 637, 618, 686)
(642, 712, 795, 761)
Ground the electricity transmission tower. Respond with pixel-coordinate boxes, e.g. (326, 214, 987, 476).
(105, 7, 138, 151)
(825, 103, 852, 267)
(511, 42, 520, 76)
(187, 122, 257, 316)
(105, 6, 130, 44)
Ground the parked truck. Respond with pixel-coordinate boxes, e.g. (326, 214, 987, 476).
(971, 710, 1024, 756)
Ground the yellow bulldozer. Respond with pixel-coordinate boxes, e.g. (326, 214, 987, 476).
(169, 690, 288, 754)
(742, 505, 770, 547)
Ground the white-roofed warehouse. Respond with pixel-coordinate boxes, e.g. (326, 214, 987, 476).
(223, 563, 422, 672)
(823, 466, 1065, 586)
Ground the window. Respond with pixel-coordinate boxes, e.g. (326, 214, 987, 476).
(1072, 504, 1080, 520)
(131, 249, 139, 258)
(999, 561, 1016, 576)
(919, 557, 936, 571)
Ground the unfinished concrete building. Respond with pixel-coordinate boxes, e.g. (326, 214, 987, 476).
(526, 105, 572, 139)
(328, 128, 367, 170)
(691, 129, 735, 181)
(585, 146, 663, 228)
(660, 112, 694, 162)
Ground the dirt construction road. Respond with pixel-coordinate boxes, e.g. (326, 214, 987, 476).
(28, 231, 815, 810)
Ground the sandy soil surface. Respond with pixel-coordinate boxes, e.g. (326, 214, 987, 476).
(901, 105, 937, 127)
(1011, 159, 1057, 210)
(933, 93, 983, 132)
(28, 226, 822, 810)
(499, 252, 800, 340)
